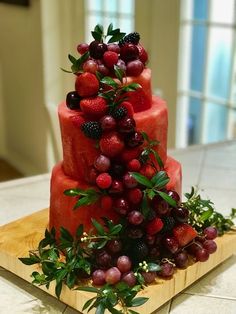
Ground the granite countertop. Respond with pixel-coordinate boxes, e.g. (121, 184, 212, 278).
(0, 141, 236, 314)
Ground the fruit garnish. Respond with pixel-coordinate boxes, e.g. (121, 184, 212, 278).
(99, 131, 124, 157)
(119, 32, 140, 46)
(80, 96, 108, 119)
(81, 121, 102, 139)
(91, 23, 125, 44)
(75, 72, 99, 97)
(66, 91, 81, 110)
(173, 223, 197, 247)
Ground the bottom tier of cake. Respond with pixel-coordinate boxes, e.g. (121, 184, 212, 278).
(49, 157, 182, 237)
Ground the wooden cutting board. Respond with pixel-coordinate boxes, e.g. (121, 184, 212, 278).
(0, 208, 236, 314)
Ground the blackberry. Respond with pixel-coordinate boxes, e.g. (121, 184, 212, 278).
(129, 240, 148, 262)
(111, 106, 127, 120)
(66, 91, 81, 110)
(81, 121, 102, 139)
(161, 216, 176, 234)
(119, 32, 140, 46)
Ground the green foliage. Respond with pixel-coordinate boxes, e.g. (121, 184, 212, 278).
(91, 23, 126, 43)
(64, 188, 100, 209)
(140, 132, 163, 169)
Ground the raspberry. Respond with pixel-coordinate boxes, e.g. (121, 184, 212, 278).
(161, 216, 176, 233)
(146, 218, 164, 235)
(96, 173, 112, 189)
(101, 195, 113, 211)
(81, 121, 102, 139)
(127, 188, 143, 205)
(80, 96, 108, 119)
(103, 51, 119, 68)
(99, 132, 124, 157)
(119, 32, 140, 46)
(111, 106, 128, 120)
(75, 72, 99, 97)
(127, 159, 141, 171)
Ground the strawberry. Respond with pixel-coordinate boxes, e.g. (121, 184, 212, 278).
(173, 223, 197, 247)
(99, 132, 124, 157)
(121, 147, 141, 162)
(96, 173, 112, 189)
(146, 218, 163, 235)
(75, 72, 99, 97)
(103, 51, 119, 68)
(140, 164, 156, 179)
(80, 96, 108, 119)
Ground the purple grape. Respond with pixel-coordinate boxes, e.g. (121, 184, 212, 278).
(92, 269, 106, 285)
(128, 210, 144, 225)
(107, 239, 122, 254)
(121, 271, 136, 287)
(117, 256, 132, 273)
(123, 172, 138, 189)
(174, 251, 188, 268)
(141, 271, 156, 284)
(163, 236, 179, 254)
(204, 226, 218, 240)
(172, 207, 189, 223)
(195, 248, 209, 262)
(159, 262, 174, 277)
(126, 60, 144, 76)
(105, 267, 121, 284)
(96, 250, 112, 269)
(94, 155, 111, 172)
(100, 115, 116, 131)
(203, 240, 217, 254)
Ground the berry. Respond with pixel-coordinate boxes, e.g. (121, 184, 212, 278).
(97, 63, 110, 76)
(96, 250, 112, 269)
(146, 218, 164, 235)
(123, 172, 138, 189)
(118, 116, 136, 133)
(187, 242, 203, 255)
(89, 40, 107, 59)
(141, 271, 156, 284)
(127, 227, 144, 239)
(107, 239, 122, 254)
(159, 262, 174, 277)
(109, 180, 124, 195)
(127, 159, 141, 171)
(140, 164, 156, 179)
(66, 91, 81, 110)
(121, 147, 141, 162)
(113, 198, 130, 215)
(80, 96, 108, 119)
(121, 271, 136, 287)
(163, 236, 179, 254)
(105, 267, 121, 285)
(81, 121, 102, 139)
(120, 43, 139, 62)
(116, 59, 126, 73)
(117, 256, 132, 273)
(174, 251, 188, 268)
(111, 106, 128, 120)
(145, 234, 156, 246)
(127, 188, 143, 204)
(128, 210, 144, 225)
(82, 59, 98, 74)
(96, 173, 112, 189)
(161, 216, 176, 233)
(195, 248, 209, 262)
(94, 155, 111, 172)
(119, 32, 140, 46)
(92, 269, 106, 285)
(203, 240, 217, 254)
(204, 226, 218, 240)
(103, 51, 119, 68)
(167, 190, 180, 204)
(109, 163, 125, 178)
(77, 43, 89, 54)
(107, 43, 120, 53)
(130, 240, 149, 261)
(125, 131, 144, 148)
(100, 115, 116, 131)
(126, 60, 144, 76)
(100, 132, 124, 157)
(75, 72, 99, 97)
(137, 44, 148, 64)
(119, 101, 134, 117)
(172, 207, 189, 223)
(173, 223, 197, 247)
(100, 195, 113, 211)
(152, 195, 169, 216)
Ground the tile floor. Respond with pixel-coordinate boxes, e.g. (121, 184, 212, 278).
(0, 141, 235, 313)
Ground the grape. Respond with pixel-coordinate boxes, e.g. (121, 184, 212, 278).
(108, 43, 120, 53)
(120, 43, 139, 62)
(92, 269, 106, 285)
(109, 163, 125, 178)
(113, 198, 130, 215)
(145, 234, 156, 246)
(127, 227, 144, 239)
(152, 196, 169, 216)
(77, 43, 89, 54)
(128, 210, 144, 225)
(126, 60, 144, 76)
(118, 116, 136, 133)
(167, 190, 180, 204)
(105, 267, 121, 284)
(116, 59, 126, 73)
(123, 172, 138, 189)
(96, 250, 112, 269)
(187, 241, 203, 255)
(203, 240, 217, 254)
(89, 41, 107, 59)
(100, 115, 116, 131)
(107, 239, 122, 254)
(195, 248, 209, 262)
(125, 131, 144, 148)
(159, 262, 174, 277)
(172, 207, 189, 223)
(174, 251, 188, 268)
(117, 256, 132, 273)
(204, 226, 218, 240)
(94, 155, 111, 172)
(98, 63, 110, 76)
(141, 271, 156, 284)
(82, 59, 98, 74)
(121, 271, 136, 287)
(109, 180, 124, 195)
(163, 236, 179, 254)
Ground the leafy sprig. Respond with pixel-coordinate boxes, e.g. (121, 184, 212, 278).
(64, 188, 100, 209)
(140, 132, 164, 169)
(61, 51, 90, 74)
(183, 187, 236, 235)
(92, 23, 126, 43)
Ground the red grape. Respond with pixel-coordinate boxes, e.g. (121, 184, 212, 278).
(92, 269, 106, 285)
(126, 60, 144, 76)
(117, 256, 132, 273)
(77, 43, 89, 54)
(100, 115, 116, 131)
(96, 250, 112, 269)
(123, 172, 138, 189)
(94, 155, 111, 172)
(141, 271, 156, 284)
(107, 239, 122, 254)
(105, 267, 121, 284)
(109, 180, 124, 195)
(172, 207, 189, 223)
(82, 59, 98, 74)
(163, 236, 179, 254)
(113, 198, 130, 215)
(203, 240, 217, 254)
(174, 251, 188, 268)
(159, 262, 174, 277)
(195, 248, 209, 262)
(122, 271, 136, 287)
(204, 226, 218, 240)
(128, 210, 144, 225)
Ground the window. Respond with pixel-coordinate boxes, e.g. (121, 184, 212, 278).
(177, 0, 236, 147)
(85, 0, 135, 42)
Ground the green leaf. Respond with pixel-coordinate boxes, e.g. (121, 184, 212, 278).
(91, 31, 102, 41)
(147, 262, 161, 272)
(156, 191, 177, 207)
(107, 23, 113, 35)
(121, 83, 141, 92)
(76, 224, 84, 238)
(114, 65, 125, 83)
(150, 149, 164, 168)
(68, 54, 77, 64)
(141, 193, 151, 218)
(66, 272, 76, 289)
(128, 310, 140, 314)
(200, 208, 213, 221)
(74, 193, 99, 209)
(130, 172, 153, 188)
(141, 131, 149, 142)
(100, 76, 119, 88)
(107, 307, 121, 314)
(130, 297, 149, 307)
(147, 189, 156, 200)
(110, 224, 123, 235)
(82, 297, 97, 311)
(96, 302, 105, 314)
(108, 32, 126, 43)
(19, 255, 40, 265)
(92, 219, 105, 235)
(60, 67, 73, 73)
(60, 227, 74, 243)
(151, 171, 169, 188)
(76, 286, 100, 293)
(55, 280, 63, 299)
(95, 24, 104, 35)
(97, 239, 108, 250)
(64, 188, 80, 197)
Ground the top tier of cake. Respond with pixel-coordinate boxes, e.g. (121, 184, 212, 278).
(59, 68, 168, 181)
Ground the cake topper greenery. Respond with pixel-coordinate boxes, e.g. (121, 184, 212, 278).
(19, 23, 236, 314)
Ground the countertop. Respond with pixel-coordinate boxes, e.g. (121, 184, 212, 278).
(0, 141, 236, 314)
